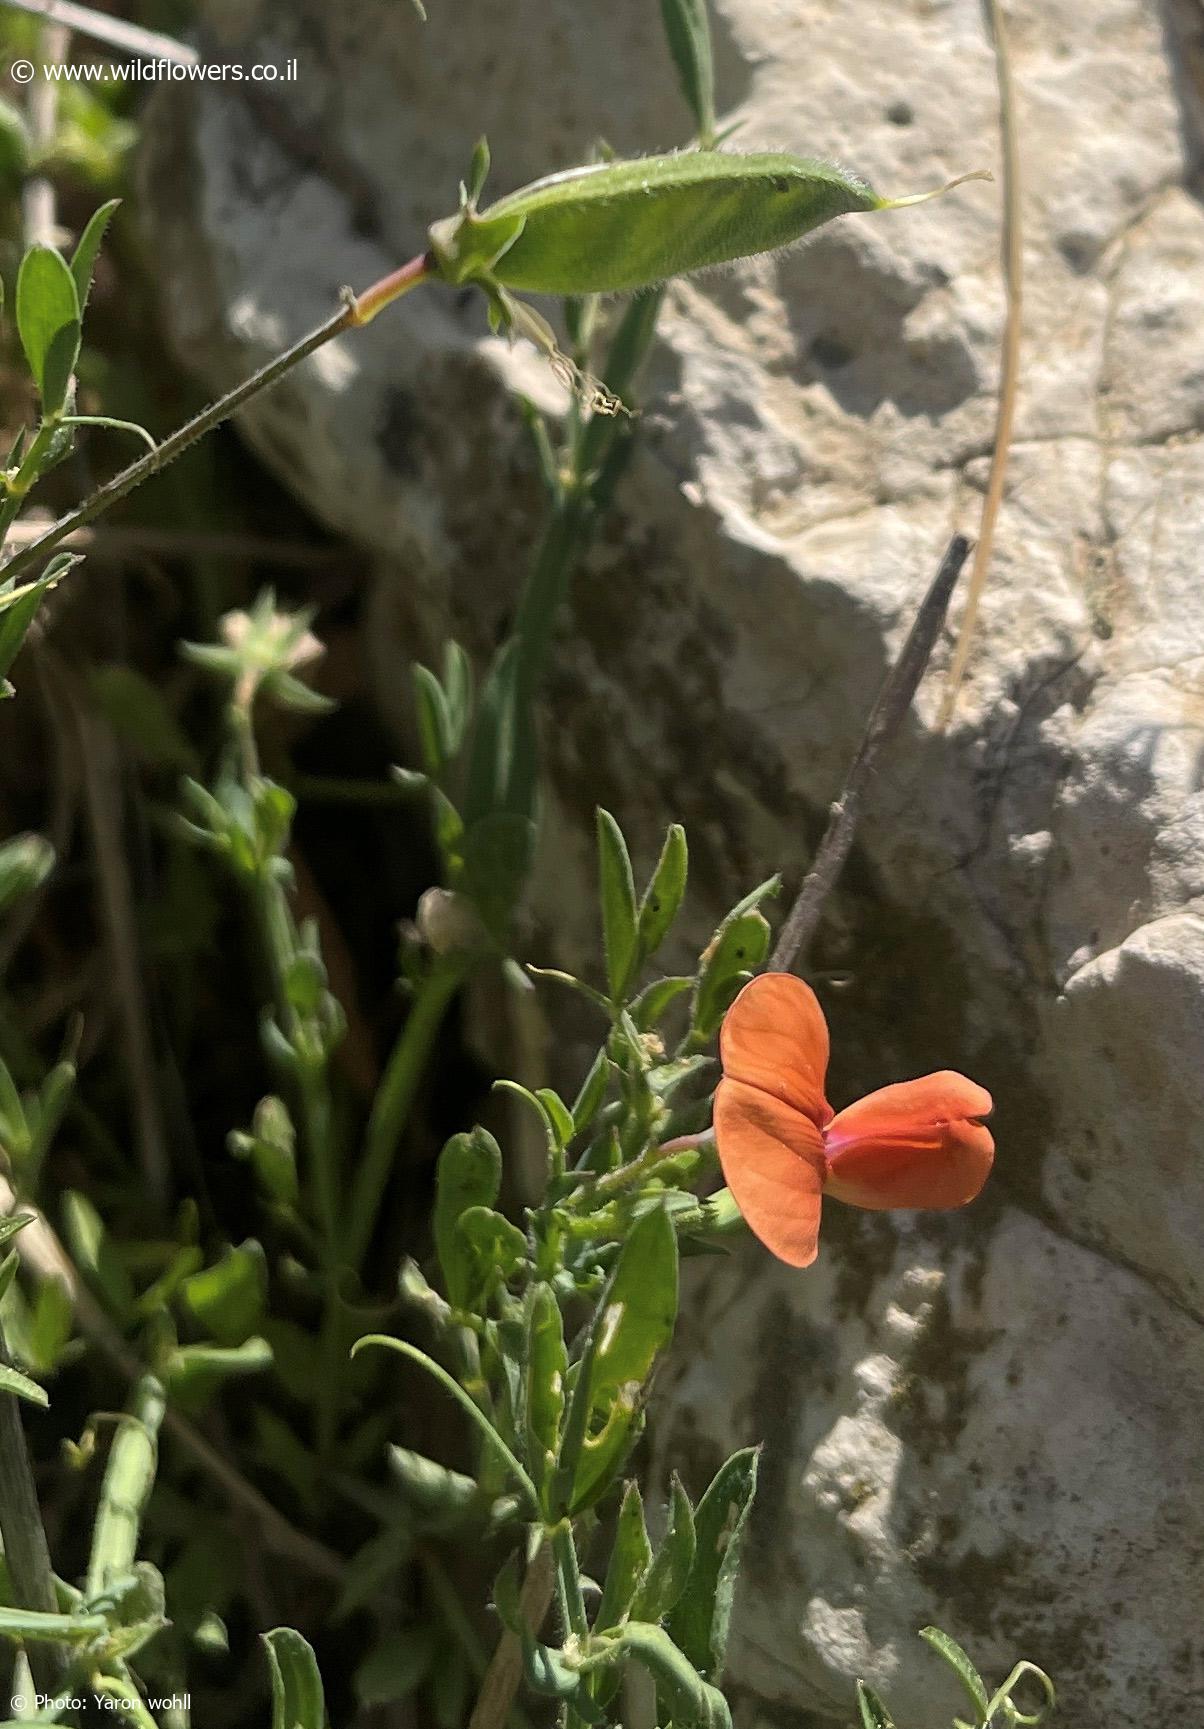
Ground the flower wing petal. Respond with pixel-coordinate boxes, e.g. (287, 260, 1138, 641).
(718, 971, 832, 1126)
(713, 1076, 825, 1266)
(824, 1071, 994, 1210)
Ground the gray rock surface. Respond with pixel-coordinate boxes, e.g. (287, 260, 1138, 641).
(140, 0, 1204, 1720)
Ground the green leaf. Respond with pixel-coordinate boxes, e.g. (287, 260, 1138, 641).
(465, 136, 491, 206)
(0, 554, 81, 691)
(0, 1215, 34, 1252)
(453, 1205, 528, 1309)
(597, 807, 639, 1001)
(413, 660, 453, 775)
(355, 1626, 435, 1708)
(691, 910, 771, 1041)
(27, 1276, 73, 1374)
(180, 1242, 267, 1346)
(264, 1627, 326, 1729)
(458, 810, 537, 944)
(557, 1205, 678, 1512)
(61, 1189, 135, 1318)
(16, 244, 81, 416)
(352, 1335, 540, 1515)
(660, 0, 716, 142)
(638, 823, 688, 963)
(596, 1481, 652, 1633)
(632, 1474, 696, 1622)
(524, 1282, 566, 1500)
(919, 1628, 989, 1720)
(0, 833, 54, 915)
(90, 664, 197, 770)
(572, 1046, 613, 1134)
(570, 1388, 643, 1513)
(70, 198, 120, 313)
(0, 1362, 48, 1408)
(587, 1204, 678, 1407)
(631, 975, 694, 1031)
(856, 1681, 897, 1729)
(667, 1446, 759, 1682)
(434, 1126, 502, 1306)
(164, 1337, 273, 1412)
(388, 1446, 480, 1528)
(536, 1088, 575, 1152)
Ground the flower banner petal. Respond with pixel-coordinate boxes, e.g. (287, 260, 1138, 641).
(718, 972, 832, 1126)
(713, 1076, 825, 1266)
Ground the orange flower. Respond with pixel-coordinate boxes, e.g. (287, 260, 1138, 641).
(713, 972, 993, 1267)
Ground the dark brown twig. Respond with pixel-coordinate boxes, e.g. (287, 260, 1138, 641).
(770, 534, 972, 973)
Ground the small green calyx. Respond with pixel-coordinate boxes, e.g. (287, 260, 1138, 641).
(427, 207, 526, 288)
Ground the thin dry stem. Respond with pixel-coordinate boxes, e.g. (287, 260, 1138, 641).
(938, 0, 1023, 725)
(771, 535, 972, 973)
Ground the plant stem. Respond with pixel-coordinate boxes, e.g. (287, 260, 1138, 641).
(467, 1536, 556, 1729)
(346, 952, 469, 1273)
(770, 535, 971, 973)
(1, 257, 431, 592)
(0, 1319, 66, 1701)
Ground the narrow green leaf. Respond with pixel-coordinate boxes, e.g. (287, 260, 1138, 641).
(16, 244, 81, 416)
(61, 1188, 135, 1317)
(536, 1088, 574, 1151)
(667, 1446, 759, 1682)
(659, 0, 716, 143)
(0, 555, 82, 690)
(70, 199, 120, 311)
(631, 974, 694, 1030)
(570, 1390, 643, 1513)
(596, 1481, 652, 1633)
(857, 1681, 897, 1729)
(0, 1362, 48, 1408)
(352, 1335, 540, 1514)
(919, 1627, 989, 1719)
(524, 1282, 566, 1500)
(587, 1204, 678, 1408)
(0, 1214, 34, 1251)
(597, 807, 639, 1001)
(180, 1242, 267, 1346)
(458, 810, 536, 943)
(0, 834, 54, 914)
(571, 1046, 612, 1135)
(388, 1446, 480, 1527)
(434, 1127, 502, 1306)
(632, 1473, 696, 1622)
(453, 1205, 528, 1308)
(638, 823, 688, 963)
(691, 910, 771, 1040)
(264, 1627, 326, 1729)
(413, 660, 453, 775)
(355, 1626, 435, 1708)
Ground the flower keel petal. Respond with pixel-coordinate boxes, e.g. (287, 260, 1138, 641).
(824, 1071, 994, 1211)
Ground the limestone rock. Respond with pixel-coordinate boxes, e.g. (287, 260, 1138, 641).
(140, 0, 1204, 1720)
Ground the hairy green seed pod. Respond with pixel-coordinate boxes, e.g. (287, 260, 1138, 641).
(428, 150, 973, 298)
